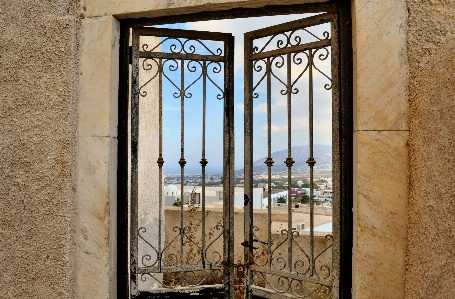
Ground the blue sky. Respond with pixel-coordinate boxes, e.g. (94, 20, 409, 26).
(146, 14, 332, 174)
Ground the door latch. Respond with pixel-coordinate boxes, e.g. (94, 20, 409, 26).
(241, 241, 258, 250)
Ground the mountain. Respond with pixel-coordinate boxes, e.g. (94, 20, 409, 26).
(249, 145, 332, 173)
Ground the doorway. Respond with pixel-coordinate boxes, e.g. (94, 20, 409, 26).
(118, 4, 352, 299)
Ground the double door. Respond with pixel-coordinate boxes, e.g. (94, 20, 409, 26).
(129, 13, 339, 299)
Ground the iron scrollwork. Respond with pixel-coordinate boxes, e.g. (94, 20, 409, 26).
(142, 37, 223, 56)
(253, 28, 330, 55)
(248, 21, 335, 298)
(134, 32, 227, 290)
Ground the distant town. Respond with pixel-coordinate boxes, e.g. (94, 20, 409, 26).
(163, 144, 334, 212)
(164, 171, 333, 191)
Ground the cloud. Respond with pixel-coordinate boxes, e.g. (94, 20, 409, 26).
(254, 102, 267, 113)
(261, 123, 287, 133)
(163, 104, 180, 112)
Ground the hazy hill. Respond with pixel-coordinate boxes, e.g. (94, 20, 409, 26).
(249, 144, 332, 173)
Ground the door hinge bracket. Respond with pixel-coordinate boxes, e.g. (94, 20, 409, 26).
(128, 46, 132, 65)
(244, 194, 249, 206)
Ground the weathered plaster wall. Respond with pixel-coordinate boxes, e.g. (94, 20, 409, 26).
(0, 1, 80, 298)
(405, 1, 455, 298)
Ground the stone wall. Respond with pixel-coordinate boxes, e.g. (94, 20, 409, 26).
(0, 1, 80, 298)
(405, 1, 455, 298)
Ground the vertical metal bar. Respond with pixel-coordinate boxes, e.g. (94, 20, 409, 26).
(286, 53, 293, 273)
(201, 60, 207, 269)
(266, 57, 273, 269)
(244, 33, 254, 299)
(329, 13, 342, 299)
(130, 30, 140, 296)
(179, 58, 185, 271)
(308, 49, 315, 277)
(157, 58, 164, 271)
(223, 34, 235, 299)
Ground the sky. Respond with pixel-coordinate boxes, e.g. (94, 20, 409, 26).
(143, 14, 333, 174)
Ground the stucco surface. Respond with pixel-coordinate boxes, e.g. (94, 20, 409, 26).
(405, 1, 455, 298)
(0, 1, 80, 298)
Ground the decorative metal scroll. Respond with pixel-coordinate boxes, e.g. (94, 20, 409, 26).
(130, 27, 234, 298)
(244, 13, 339, 299)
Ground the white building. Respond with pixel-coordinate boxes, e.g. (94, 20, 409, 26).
(163, 185, 265, 209)
(268, 191, 288, 204)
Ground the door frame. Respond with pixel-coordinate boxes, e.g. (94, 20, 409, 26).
(118, 3, 353, 298)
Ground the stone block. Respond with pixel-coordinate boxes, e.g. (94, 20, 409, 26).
(79, 16, 119, 138)
(352, 0, 408, 131)
(76, 136, 117, 298)
(83, 0, 327, 18)
(353, 130, 408, 299)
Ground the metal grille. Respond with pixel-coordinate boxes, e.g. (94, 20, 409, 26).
(130, 27, 235, 298)
(126, 11, 343, 299)
(243, 13, 340, 299)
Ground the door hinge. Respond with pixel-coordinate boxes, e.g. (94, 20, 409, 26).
(128, 46, 132, 65)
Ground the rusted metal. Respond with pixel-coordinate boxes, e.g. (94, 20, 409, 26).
(244, 12, 339, 299)
(222, 33, 235, 299)
(308, 48, 315, 277)
(286, 51, 293, 274)
(158, 58, 163, 272)
(125, 8, 346, 298)
(250, 39, 330, 61)
(201, 57, 207, 269)
(130, 27, 234, 297)
(243, 29, 255, 299)
(120, 4, 353, 299)
(130, 29, 141, 297)
(137, 265, 223, 274)
(249, 265, 332, 286)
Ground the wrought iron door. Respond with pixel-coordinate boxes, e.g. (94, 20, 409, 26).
(243, 13, 340, 299)
(129, 27, 235, 298)
(128, 13, 341, 299)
